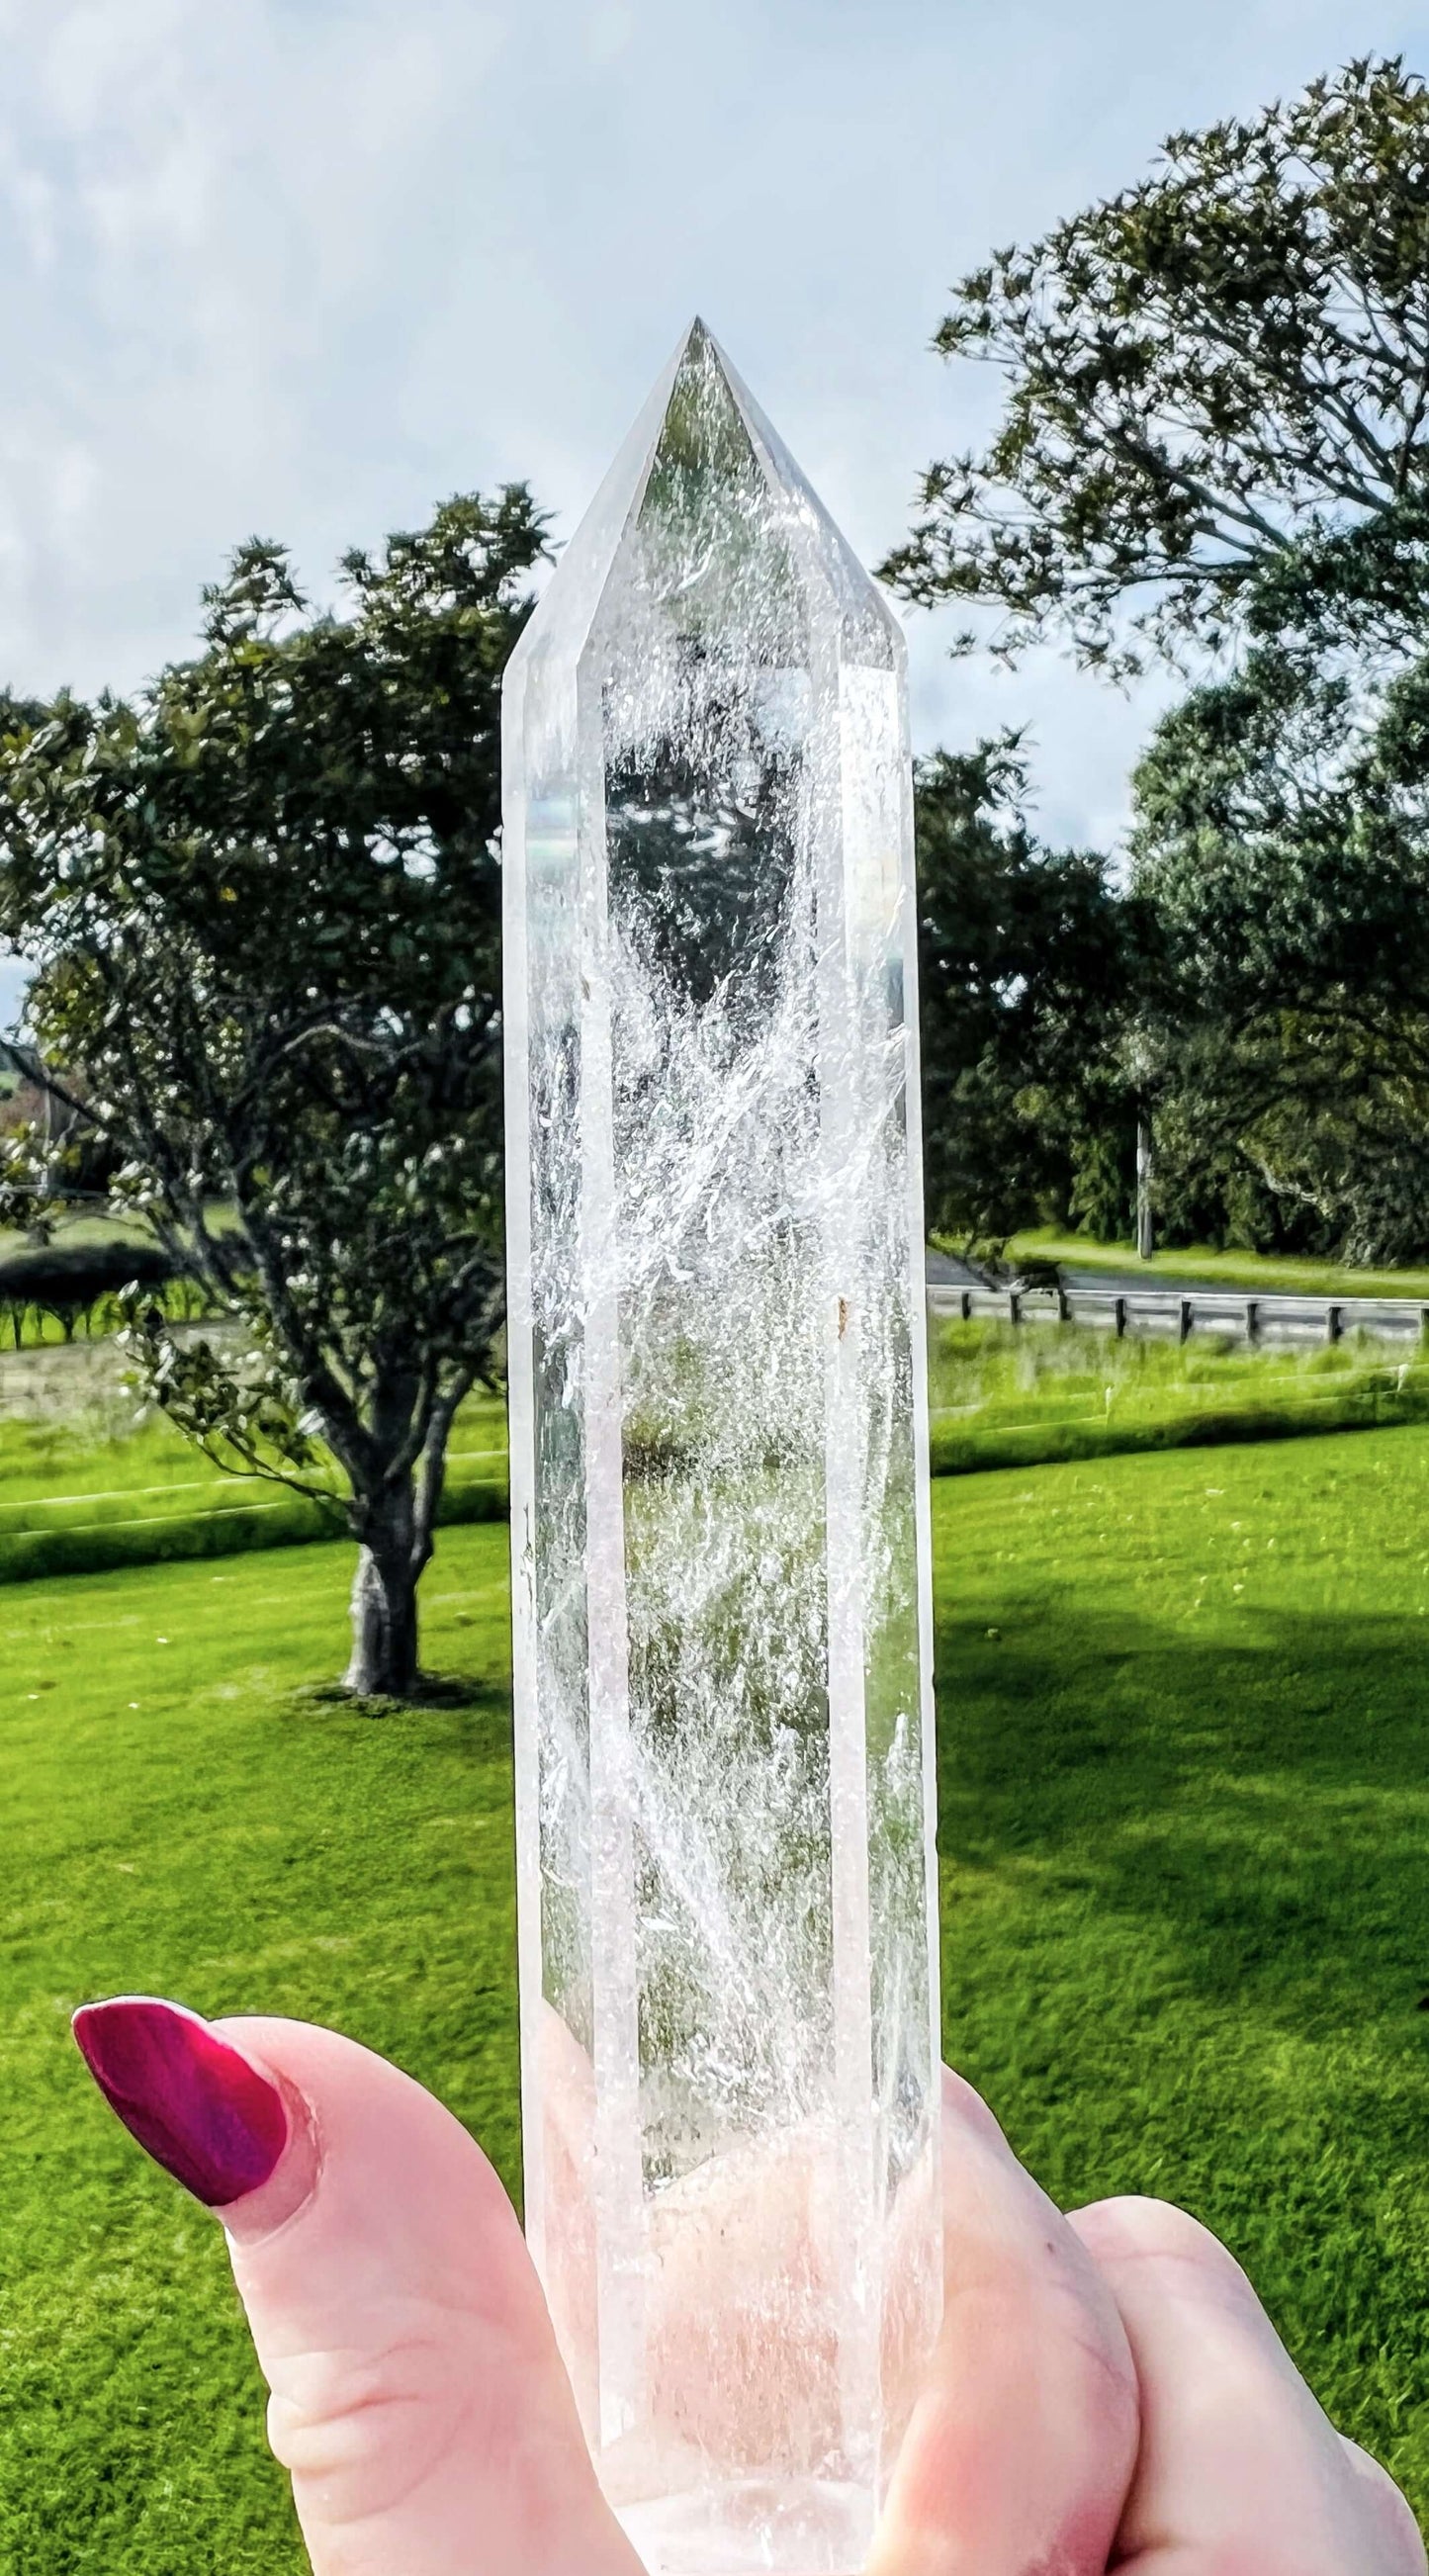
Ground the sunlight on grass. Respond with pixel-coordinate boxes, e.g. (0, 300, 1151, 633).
(2, 1434, 1427, 2562)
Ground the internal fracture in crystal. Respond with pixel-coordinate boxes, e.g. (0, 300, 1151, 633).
(501, 319, 942, 2576)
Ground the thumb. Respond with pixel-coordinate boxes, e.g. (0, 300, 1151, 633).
(73, 1999, 640, 2576)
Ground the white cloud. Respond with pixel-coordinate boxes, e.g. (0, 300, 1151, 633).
(585, 2, 637, 63)
(0, 0, 1417, 777)
(0, 0, 508, 695)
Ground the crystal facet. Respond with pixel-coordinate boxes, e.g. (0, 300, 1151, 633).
(501, 320, 941, 2576)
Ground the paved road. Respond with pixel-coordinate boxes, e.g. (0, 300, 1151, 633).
(925, 1248, 1395, 1298)
(925, 1249, 1429, 1348)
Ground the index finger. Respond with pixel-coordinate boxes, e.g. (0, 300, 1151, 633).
(870, 2070, 1139, 2575)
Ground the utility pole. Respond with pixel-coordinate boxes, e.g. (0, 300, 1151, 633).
(1136, 1111, 1154, 1262)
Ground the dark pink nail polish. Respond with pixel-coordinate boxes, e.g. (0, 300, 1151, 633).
(72, 1998, 289, 2208)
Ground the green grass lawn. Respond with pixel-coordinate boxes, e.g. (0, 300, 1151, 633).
(0, 1533, 519, 2571)
(2, 1437, 1428, 2566)
(938, 1434, 1429, 2520)
(1002, 1222, 1429, 1300)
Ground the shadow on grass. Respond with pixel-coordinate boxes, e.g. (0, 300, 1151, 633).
(938, 1596, 1429, 2036)
(282, 1670, 512, 1759)
(937, 1588, 1429, 2515)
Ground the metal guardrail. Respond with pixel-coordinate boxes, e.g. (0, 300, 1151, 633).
(929, 1280, 1429, 1348)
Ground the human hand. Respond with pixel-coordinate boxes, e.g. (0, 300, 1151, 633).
(72, 1999, 1426, 2574)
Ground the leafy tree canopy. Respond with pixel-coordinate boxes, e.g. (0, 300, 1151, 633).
(0, 489, 549, 1694)
(1130, 644, 1429, 1260)
(884, 57, 1429, 673)
(914, 739, 1140, 1249)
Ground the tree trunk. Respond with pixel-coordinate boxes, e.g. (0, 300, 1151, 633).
(344, 1483, 421, 1697)
(1136, 1114, 1154, 1263)
(340, 1376, 465, 1699)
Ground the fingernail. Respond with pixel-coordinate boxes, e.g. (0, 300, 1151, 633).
(72, 1997, 289, 2208)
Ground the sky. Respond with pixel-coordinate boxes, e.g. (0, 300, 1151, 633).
(1, 0, 1426, 1021)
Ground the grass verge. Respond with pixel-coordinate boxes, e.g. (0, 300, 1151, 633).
(0, 1402, 509, 1585)
(928, 1316, 1429, 1474)
(13, 1326, 1429, 1585)
(1001, 1224, 1429, 1300)
(2, 1431, 1427, 2563)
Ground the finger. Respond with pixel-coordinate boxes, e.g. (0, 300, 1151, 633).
(74, 1998, 639, 2576)
(1343, 2438, 1429, 2573)
(870, 2068, 1139, 2576)
(1071, 2196, 1426, 2575)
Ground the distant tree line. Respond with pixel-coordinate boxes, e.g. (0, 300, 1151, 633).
(0, 1241, 197, 1351)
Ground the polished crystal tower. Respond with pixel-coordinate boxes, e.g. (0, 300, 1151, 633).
(501, 321, 941, 2576)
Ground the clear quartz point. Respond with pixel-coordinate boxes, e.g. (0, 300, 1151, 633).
(501, 319, 942, 2576)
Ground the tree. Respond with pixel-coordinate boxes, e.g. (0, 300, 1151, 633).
(0, 490, 549, 1695)
(883, 58, 1429, 674)
(1130, 643, 1429, 1261)
(914, 740, 1140, 1249)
